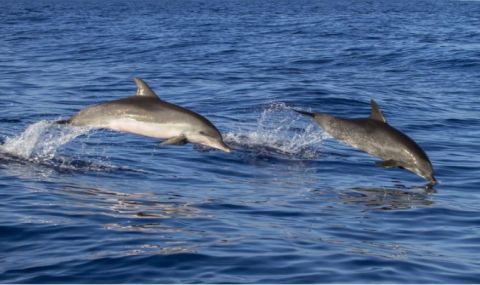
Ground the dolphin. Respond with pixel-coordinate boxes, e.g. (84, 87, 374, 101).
(295, 100, 436, 184)
(58, 77, 231, 152)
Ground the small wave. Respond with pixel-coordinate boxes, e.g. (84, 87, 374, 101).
(224, 103, 328, 159)
(0, 153, 134, 178)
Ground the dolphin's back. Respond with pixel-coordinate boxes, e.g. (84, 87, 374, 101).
(316, 114, 429, 165)
(70, 97, 215, 129)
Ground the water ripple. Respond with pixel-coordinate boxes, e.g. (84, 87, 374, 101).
(1, 0, 479, 283)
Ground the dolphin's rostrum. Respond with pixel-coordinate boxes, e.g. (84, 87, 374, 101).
(295, 100, 436, 184)
(59, 77, 231, 152)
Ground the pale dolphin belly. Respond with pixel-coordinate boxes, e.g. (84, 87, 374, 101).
(107, 118, 190, 139)
(68, 103, 193, 139)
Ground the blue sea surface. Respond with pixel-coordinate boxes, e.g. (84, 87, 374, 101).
(1, 0, 480, 283)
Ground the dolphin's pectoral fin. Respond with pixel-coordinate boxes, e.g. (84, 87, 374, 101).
(160, 135, 188, 146)
(376, 159, 402, 168)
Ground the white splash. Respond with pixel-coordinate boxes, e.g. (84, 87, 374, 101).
(224, 103, 329, 159)
(0, 120, 91, 160)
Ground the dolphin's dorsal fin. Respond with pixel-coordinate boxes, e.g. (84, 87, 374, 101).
(133, 77, 159, 99)
(370, 99, 387, 123)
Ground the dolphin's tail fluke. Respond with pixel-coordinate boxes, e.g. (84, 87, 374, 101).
(293, 109, 315, 118)
(56, 119, 71, 125)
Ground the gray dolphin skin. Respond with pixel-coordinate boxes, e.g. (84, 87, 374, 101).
(60, 77, 231, 152)
(295, 100, 436, 184)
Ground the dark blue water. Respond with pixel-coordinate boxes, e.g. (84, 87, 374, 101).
(1, 0, 480, 283)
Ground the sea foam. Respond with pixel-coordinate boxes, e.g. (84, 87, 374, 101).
(0, 120, 91, 160)
(224, 103, 328, 159)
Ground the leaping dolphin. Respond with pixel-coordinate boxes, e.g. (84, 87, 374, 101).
(59, 77, 231, 152)
(295, 100, 436, 184)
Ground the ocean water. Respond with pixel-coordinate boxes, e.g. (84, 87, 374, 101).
(1, 0, 480, 283)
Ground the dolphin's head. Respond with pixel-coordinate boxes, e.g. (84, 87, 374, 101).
(187, 127, 231, 153)
(427, 174, 437, 185)
(414, 160, 436, 185)
(421, 167, 437, 185)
